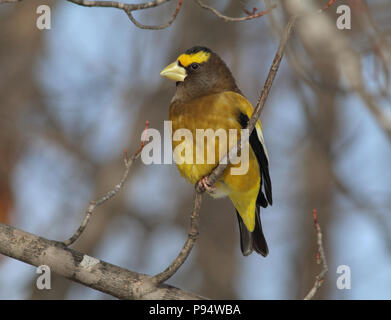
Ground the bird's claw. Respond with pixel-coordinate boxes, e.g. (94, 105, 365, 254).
(198, 177, 216, 194)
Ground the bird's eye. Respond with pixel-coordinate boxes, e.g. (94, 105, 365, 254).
(191, 63, 199, 70)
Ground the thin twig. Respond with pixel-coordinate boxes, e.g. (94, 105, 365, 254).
(207, 15, 297, 187)
(304, 209, 329, 300)
(125, 0, 183, 30)
(66, 0, 171, 11)
(66, 0, 183, 30)
(152, 191, 202, 285)
(195, 0, 277, 22)
(63, 120, 149, 246)
(321, 0, 337, 11)
(150, 16, 297, 287)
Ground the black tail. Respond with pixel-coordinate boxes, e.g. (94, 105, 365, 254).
(236, 207, 269, 257)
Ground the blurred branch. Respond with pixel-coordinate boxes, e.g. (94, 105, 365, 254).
(67, 0, 171, 11)
(195, 0, 277, 22)
(63, 120, 149, 246)
(304, 209, 328, 300)
(286, 0, 391, 142)
(125, 0, 183, 30)
(3, 0, 276, 28)
(151, 191, 202, 285)
(321, 0, 337, 12)
(0, 0, 182, 29)
(297, 83, 391, 256)
(67, 0, 182, 30)
(0, 223, 205, 300)
(358, 90, 391, 139)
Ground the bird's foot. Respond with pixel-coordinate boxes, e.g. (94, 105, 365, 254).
(198, 177, 216, 194)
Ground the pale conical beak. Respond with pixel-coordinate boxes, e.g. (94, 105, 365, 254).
(160, 61, 187, 82)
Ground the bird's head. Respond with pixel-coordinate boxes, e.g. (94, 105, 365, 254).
(160, 46, 239, 101)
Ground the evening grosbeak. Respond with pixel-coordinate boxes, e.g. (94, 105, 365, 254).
(160, 46, 272, 257)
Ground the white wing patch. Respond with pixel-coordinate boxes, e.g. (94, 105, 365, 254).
(255, 123, 269, 161)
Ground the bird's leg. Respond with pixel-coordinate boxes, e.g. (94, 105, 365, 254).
(198, 176, 216, 194)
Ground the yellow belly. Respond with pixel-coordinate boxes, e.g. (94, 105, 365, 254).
(170, 93, 260, 191)
(169, 92, 263, 231)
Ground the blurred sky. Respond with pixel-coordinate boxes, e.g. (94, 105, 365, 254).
(1, 0, 391, 299)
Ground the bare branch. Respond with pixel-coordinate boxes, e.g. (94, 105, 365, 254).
(67, 0, 171, 11)
(125, 0, 183, 30)
(321, 0, 337, 12)
(0, 223, 205, 300)
(67, 0, 183, 30)
(63, 120, 149, 246)
(304, 209, 328, 300)
(195, 0, 277, 22)
(206, 15, 296, 187)
(151, 191, 202, 285)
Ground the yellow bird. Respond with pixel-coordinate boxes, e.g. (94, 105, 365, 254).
(160, 46, 272, 256)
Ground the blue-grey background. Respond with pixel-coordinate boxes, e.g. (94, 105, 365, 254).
(0, 0, 390, 299)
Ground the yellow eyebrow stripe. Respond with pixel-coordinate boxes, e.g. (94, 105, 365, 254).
(178, 51, 211, 67)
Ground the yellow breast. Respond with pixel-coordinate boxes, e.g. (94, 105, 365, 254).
(169, 92, 260, 190)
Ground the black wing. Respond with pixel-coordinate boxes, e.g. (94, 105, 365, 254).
(238, 112, 272, 207)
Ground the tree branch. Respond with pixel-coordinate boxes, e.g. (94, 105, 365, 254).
(304, 209, 328, 300)
(66, 0, 171, 11)
(151, 191, 203, 285)
(321, 0, 337, 12)
(67, 0, 182, 30)
(195, 0, 277, 22)
(125, 0, 183, 30)
(0, 223, 205, 300)
(206, 15, 296, 187)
